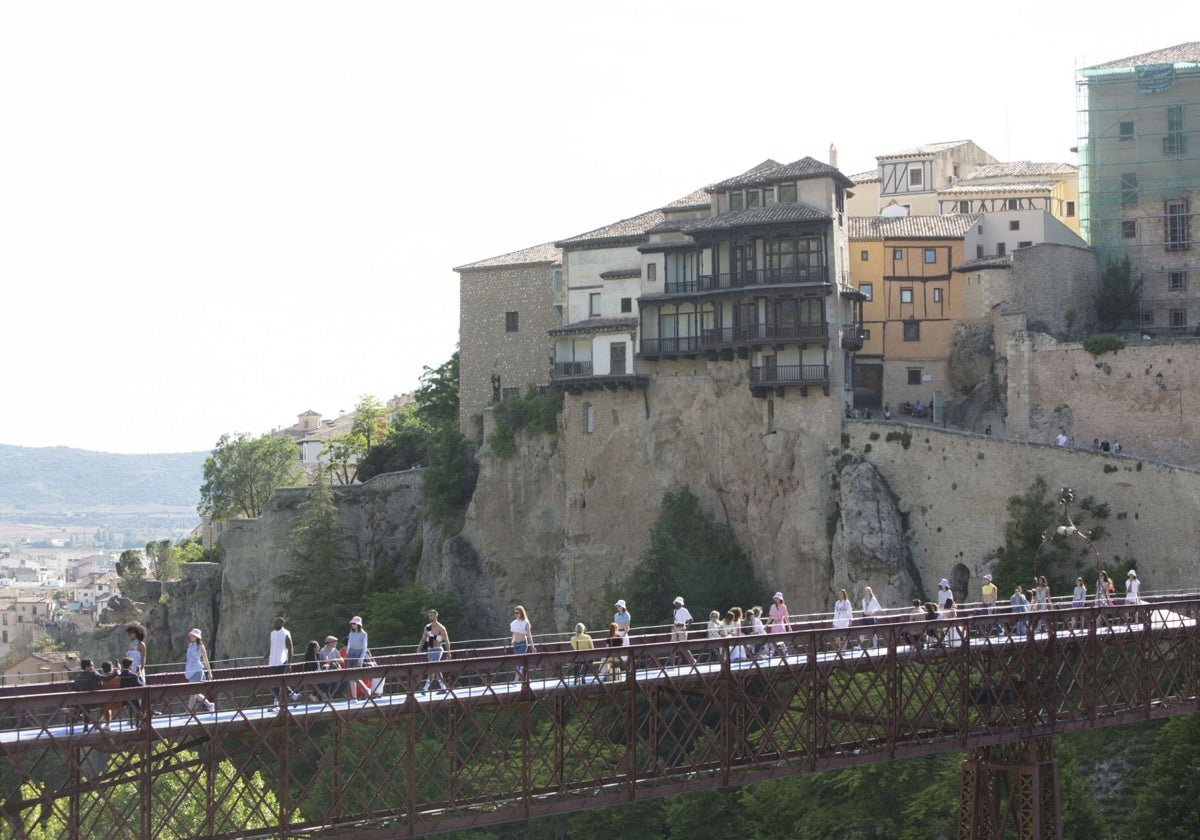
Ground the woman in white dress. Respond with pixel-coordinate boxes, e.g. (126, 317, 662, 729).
(859, 587, 882, 649)
(833, 589, 854, 651)
(941, 598, 962, 647)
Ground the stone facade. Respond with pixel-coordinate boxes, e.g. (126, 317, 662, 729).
(958, 243, 1100, 334)
(456, 244, 561, 432)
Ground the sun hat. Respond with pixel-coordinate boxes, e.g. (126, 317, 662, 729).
(615, 599, 626, 609)
(188, 628, 202, 640)
(349, 616, 363, 625)
(983, 574, 993, 581)
(324, 635, 338, 643)
(673, 596, 685, 606)
(773, 592, 784, 600)
(939, 579, 950, 587)
(1128, 570, 1137, 577)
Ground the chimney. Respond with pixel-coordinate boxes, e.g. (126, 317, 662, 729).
(829, 144, 838, 168)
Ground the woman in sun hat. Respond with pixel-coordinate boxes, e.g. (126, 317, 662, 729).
(613, 599, 631, 646)
(937, 579, 952, 610)
(183, 628, 215, 713)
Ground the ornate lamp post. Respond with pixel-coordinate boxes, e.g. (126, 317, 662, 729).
(1034, 486, 1101, 586)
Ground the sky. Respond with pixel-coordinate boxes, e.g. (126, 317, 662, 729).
(0, 1, 1187, 454)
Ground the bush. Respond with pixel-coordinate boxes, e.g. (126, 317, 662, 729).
(489, 386, 563, 459)
(1082, 334, 1125, 357)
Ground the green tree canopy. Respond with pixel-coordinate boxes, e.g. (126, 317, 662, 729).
(198, 432, 302, 520)
(1123, 713, 1200, 839)
(414, 351, 460, 428)
(1094, 255, 1141, 330)
(115, 548, 146, 600)
(616, 487, 761, 625)
(356, 405, 431, 481)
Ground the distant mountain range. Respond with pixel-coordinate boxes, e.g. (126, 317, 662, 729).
(0, 444, 207, 509)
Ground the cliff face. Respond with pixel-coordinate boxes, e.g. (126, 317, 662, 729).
(215, 472, 424, 659)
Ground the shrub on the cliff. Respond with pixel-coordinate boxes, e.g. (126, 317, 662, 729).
(1082, 333, 1125, 357)
(488, 386, 563, 459)
(616, 488, 760, 618)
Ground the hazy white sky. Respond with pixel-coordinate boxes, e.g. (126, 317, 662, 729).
(0, 1, 1185, 453)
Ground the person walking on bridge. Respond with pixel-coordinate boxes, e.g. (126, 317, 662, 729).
(613, 599, 631, 646)
(510, 605, 534, 679)
(671, 597, 696, 665)
(184, 629, 215, 713)
(418, 609, 450, 694)
(980, 574, 999, 634)
(265, 617, 298, 707)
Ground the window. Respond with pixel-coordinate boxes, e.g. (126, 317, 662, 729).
(729, 193, 744, 211)
(955, 200, 971, 213)
(583, 403, 595, 434)
(1122, 219, 1137, 239)
(763, 187, 775, 205)
(1119, 121, 1134, 141)
(1169, 271, 1187, 292)
(907, 368, 922, 384)
(1066, 201, 1076, 218)
(1121, 173, 1138, 205)
(858, 283, 873, 300)
(1018, 241, 1033, 249)
(908, 167, 923, 188)
(552, 267, 563, 292)
(953, 164, 961, 178)
(646, 262, 657, 281)
(1165, 105, 1186, 155)
(1170, 309, 1187, 329)
(589, 293, 601, 317)
(860, 249, 869, 261)
(903, 321, 920, 341)
(1165, 199, 1191, 251)
(924, 249, 936, 264)
(860, 328, 871, 340)
(505, 311, 519, 332)
(900, 288, 914, 304)
(501, 387, 519, 400)
(932, 288, 943, 303)
(997, 243, 1006, 256)
(747, 190, 761, 208)
(1009, 220, 1020, 231)
(977, 244, 984, 259)
(1004, 198, 1023, 211)
(893, 248, 903, 260)
(778, 183, 797, 203)
(1142, 310, 1155, 325)
(620, 297, 632, 313)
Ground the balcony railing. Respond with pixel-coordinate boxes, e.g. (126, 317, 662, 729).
(639, 336, 703, 356)
(840, 327, 865, 351)
(699, 323, 828, 348)
(552, 361, 593, 378)
(749, 363, 829, 386)
(695, 265, 829, 292)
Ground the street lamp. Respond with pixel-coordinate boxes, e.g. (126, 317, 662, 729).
(1034, 486, 1101, 586)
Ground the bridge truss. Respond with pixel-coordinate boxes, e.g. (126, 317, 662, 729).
(1, 598, 1197, 839)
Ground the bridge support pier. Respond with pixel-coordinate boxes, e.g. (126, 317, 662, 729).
(958, 737, 1061, 840)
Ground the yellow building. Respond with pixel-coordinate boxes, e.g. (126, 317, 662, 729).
(848, 215, 981, 411)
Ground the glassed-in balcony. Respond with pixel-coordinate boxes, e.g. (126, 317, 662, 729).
(663, 265, 829, 295)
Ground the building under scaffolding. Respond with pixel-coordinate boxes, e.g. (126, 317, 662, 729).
(1077, 42, 1200, 332)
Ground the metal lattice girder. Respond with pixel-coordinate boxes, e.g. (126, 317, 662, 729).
(1, 597, 1198, 838)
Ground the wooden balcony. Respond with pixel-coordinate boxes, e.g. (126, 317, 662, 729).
(663, 265, 830, 296)
(748, 363, 830, 397)
(638, 336, 703, 360)
(550, 361, 648, 394)
(840, 327, 865, 351)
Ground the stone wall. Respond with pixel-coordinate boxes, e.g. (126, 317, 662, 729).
(845, 419, 1200, 598)
(1004, 333, 1200, 466)
(459, 261, 560, 432)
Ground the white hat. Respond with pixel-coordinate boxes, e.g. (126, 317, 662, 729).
(615, 599, 626, 609)
(939, 579, 950, 587)
(983, 574, 993, 581)
(349, 615, 363, 626)
(188, 628, 202, 640)
(773, 592, 784, 601)
(1127, 570, 1137, 577)
(673, 596, 684, 606)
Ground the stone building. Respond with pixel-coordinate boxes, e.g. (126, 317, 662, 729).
(845, 140, 999, 217)
(1077, 42, 1200, 331)
(455, 242, 562, 431)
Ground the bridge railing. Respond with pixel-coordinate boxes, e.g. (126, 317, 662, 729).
(2, 596, 1197, 839)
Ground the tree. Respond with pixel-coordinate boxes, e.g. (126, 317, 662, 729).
(115, 549, 146, 600)
(1094, 255, 1141, 330)
(350, 394, 388, 450)
(617, 487, 760, 622)
(357, 405, 431, 481)
(146, 538, 180, 582)
(277, 478, 364, 646)
(1123, 713, 1200, 840)
(198, 432, 302, 520)
(414, 351, 460, 429)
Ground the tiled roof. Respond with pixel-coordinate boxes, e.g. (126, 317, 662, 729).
(661, 189, 711, 210)
(849, 169, 880, 184)
(959, 162, 1077, 181)
(555, 208, 665, 250)
(847, 214, 981, 241)
(455, 241, 561, 272)
(549, 316, 638, 337)
(681, 202, 830, 234)
(1084, 42, 1200, 71)
(706, 157, 854, 191)
(876, 140, 973, 160)
(598, 268, 641, 280)
(938, 180, 1062, 196)
(953, 255, 1013, 272)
